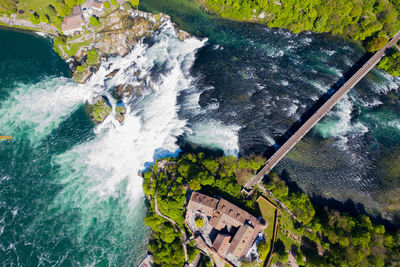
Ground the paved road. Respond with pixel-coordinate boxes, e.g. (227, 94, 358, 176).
(245, 30, 400, 190)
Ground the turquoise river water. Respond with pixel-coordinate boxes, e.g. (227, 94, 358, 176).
(1, 0, 400, 265)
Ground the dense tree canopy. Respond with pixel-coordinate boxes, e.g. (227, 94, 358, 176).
(144, 154, 400, 266)
(264, 173, 400, 267)
(378, 48, 400, 76)
(206, 0, 400, 39)
(143, 153, 265, 265)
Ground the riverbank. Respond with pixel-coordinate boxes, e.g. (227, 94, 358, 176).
(0, 13, 58, 34)
(199, 0, 400, 76)
(0, 1, 190, 84)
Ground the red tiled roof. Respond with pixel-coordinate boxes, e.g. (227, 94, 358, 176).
(61, 14, 84, 32)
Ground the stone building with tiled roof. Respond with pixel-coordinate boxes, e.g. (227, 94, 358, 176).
(61, 6, 84, 35)
(186, 192, 266, 266)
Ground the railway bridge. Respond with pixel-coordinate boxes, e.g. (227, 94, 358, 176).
(244, 31, 400, 191)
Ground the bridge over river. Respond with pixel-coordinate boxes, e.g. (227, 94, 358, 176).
(244, 31, 400, 192)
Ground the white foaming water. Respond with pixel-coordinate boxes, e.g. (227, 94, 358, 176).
(284, 103, 298, 117)
(281, 80, 289, 86)
(15, 21, 207, 265)
(205, 98, 220, 110)
(369, 69, 400, 94)
(388, 120, 400, 130)
(314, 95, 368, 143)
(186, 119, 240, 156)
(263, 135, 275, 145)
(308, 79, 327, 93)
(261, 43, 284, 58)
(0, 77, 99, 143)
(51, 19, 205, 209)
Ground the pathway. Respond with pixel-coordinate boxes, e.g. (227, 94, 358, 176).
(0, 14, 59, 35)
(154, 195, 189, 263)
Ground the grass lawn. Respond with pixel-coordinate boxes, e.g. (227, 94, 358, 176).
(257, 196, 277, 245)
(17, 0, 56, 19)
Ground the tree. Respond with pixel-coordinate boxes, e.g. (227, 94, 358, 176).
(89, 16, 101, 27)
(378, 49, 400, 76)
(188, 179, 201, 190)
(86, 49, 99, 65)
(160, 223, 177, 243)
(29, 12, 40, 25)
(365, 36, 388, 52)
(53, 16, 63, 25)
(257, 240, 270, 261)
(110, 0, 118, 6)
(103, 1, 110, 9)
(40, 14, 49, 24)
(46, 5, 58, 17)
(195, 217, 205, 228)
(54, 1, 70, 17)
(65, 0, 86, 8)
(275, 239, 289, 263)
(130, 0, 139, 8)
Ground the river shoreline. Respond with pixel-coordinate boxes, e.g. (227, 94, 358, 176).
(0, 14, 59, 35)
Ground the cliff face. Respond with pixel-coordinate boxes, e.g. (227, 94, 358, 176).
(54, 8, 190, 83)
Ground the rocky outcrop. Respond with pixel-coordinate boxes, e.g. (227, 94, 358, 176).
(113, 84, 134, 99)
(115, 104, 127, 123)
(89, 96, 112, 123)
(57, 7, 190, 83)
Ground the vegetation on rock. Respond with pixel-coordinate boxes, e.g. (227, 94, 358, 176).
(115, 105, 127, 123)
(90, 97, 112, 122)
(86, 49, 99, 65)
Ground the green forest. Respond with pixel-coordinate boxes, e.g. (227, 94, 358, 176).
(263, 173, 400, 266)
(143, 153, 400, 266)
(205, 0, 400, 75)
(378, 47, 400, 75)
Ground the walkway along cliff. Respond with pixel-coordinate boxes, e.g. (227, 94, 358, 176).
(244, 30, 400, 192)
